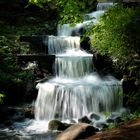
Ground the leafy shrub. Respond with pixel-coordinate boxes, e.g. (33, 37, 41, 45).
(0, 36, 37, 104)
(91, 4, 140, 79)
(0, 92, 5, 104)
(27, 0, 97, 24)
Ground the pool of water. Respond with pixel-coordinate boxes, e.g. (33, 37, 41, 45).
(0, 119, 59, 140)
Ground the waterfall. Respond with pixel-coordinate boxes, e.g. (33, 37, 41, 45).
(48, 36, 80, 54)
(57, 2, 114, 36)
(35, 74, 122, 120)
(35, 2, 123, 121)
(57, 24, 74, 36)
(55, 50, 93, 78)
(97, 2, 113, 11)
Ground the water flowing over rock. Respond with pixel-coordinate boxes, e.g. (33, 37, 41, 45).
(97, 2, 114, 11)
(0, 2, 127, 140)
(57, 24, 74, 36)
(55, 50, 93, 78)
(35, 2, 123, 121)
(35, 74, 123, 120)
(57, 2, 114, 37)
(48, 36, 80, 54)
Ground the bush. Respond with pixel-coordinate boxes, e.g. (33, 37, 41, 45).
(0, 36, 37, 104)
(91, 4, 140, 79)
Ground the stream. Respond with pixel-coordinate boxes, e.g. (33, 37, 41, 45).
(0, 2, 129, 140)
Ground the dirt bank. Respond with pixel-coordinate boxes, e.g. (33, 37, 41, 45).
(86, 118, 140, 140)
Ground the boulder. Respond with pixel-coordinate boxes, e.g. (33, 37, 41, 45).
(12, 111, 25, 121)
(106, 112, 121, 123)
(78, 116, 91, 124)
(106, 117, 121, 124)
(48, 120, 71, 131)
(55, 123, 96, 140)
(94, 121, 108, 130)
(24, 108, 34, 119)
(88, 112, 101, 121)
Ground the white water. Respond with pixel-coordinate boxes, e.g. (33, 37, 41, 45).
(55, 49, 93, 78)
(0, 3, 123, 139)
(97, 2, 113, 11)
(36, 74, 122, 120)
(48, 36, 80, 54)
(35, 2, 123, 122)
(57, 24, 74, 36)
(57, 2, 113, 36)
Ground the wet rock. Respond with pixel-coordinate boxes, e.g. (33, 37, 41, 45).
(88, 0, 98, 11)
(6, 108, 16, 117)
(114, 116, 122, 123)
(94, 121, 108, 130)
(80, 36, 91, 52)
(78, 116, 91, 124)
(55, 123, 96, 140)
(12, 112, 25, 121)
(106, 116, 121, 124)
(106, 118, 114, 123)
(106, 112, 120, 124)
(20, 35, 49, 54)
(48, 120, 71, 131)
(88, 112, 101, 120)
(24, 109, 34, 119)
(4, 120, 13, 126)
(0, 107, 16, 122)
(119, 108, 130, 117)
(70, 119, 77, 123)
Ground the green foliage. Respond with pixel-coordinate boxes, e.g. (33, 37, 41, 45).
(0, 21, 56, 36)
(27, 0, 97, 24)
(0, 36, 20, 72)
(0, 36, 37, 82)
(119, 109, 140, 127)
(0, 36, 38, 103)
(123, 92, 140, 106)
(105, 123, 117, 131)
(0, 36, 20, 85)
(0, 1, 58, 103)
(130, 109, 140, 120)
(103, 111, 111, 119)
(91, 4, 140, 78)
(105, 108, 140, 131)
(0, 0, 57, 36)
(0, 92, 5, 104)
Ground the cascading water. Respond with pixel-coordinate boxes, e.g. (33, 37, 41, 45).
(35, 2, 123, 121)
(55, 50, 93, 78)
(57, 2, 112, 36)
(48, 36, 80, 54)
(36, 74, 122, 121)
(97, 2, 113, 11)
(0, 2, 125, 140)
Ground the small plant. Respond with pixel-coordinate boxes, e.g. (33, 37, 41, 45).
(0, 92, 5, 104)
(103, 111, 111, 119)
(130, 109, 140, 120)
(90, 4, 140, 80)
(105, 123, 117, 131)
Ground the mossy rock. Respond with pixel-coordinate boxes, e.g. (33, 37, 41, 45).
(48, 120, 71, 131)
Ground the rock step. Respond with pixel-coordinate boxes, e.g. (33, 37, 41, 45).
(17, 54, 55, 62)
(17, 54, 55, 74)
(20, 35, 91, 54)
